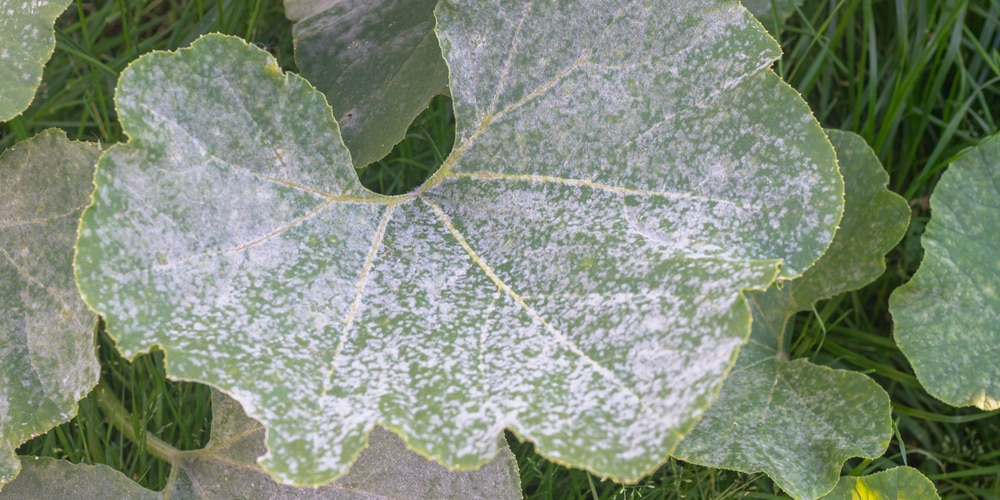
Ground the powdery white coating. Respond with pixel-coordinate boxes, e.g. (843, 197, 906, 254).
(0, 130, 100, 488)
(0, 0, 71, 121)
(437, 0, 841, 277)
(76, 0, 843, 486)
(418, 178, 777, 457)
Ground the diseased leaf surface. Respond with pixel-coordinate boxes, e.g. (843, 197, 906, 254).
(75, 1, 843, 486)
(0, 129, 100, 488)
(675, 131, 908, 499)
(0, 390, 521, 499)
(890, 132, 1000, 410)
(819, 466, 939, 500)
(286, 0, 449, 167)
(0, 0, 72, 121)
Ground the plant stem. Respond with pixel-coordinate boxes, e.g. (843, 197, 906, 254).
(94, 381, 179, 463)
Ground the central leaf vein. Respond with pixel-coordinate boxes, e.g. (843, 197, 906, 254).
(422, 196, 660, 419)
(452, 171, 749, 208)
(322, 204, 396, 397)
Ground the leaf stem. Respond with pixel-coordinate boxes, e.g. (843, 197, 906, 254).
(95, 381, 180, 463)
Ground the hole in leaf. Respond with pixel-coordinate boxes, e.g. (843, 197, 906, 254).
(358, 94, 455, 196)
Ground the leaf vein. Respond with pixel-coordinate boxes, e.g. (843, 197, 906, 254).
(486, 1, 532, 116)
(452, 171, 750, 208)
(423, 196, 661, 418)
(137, 101, 360, 200)
(322, 204, 396, 397)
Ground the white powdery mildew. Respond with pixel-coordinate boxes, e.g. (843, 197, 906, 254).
(461, 68, 838, 276)
(397, 1, 837, 469)
(423, 178, 778, 431)
(0, 0, 69, 119)
(79, 0, 845, 483)
(81, 141, 389, 472)
(73, 36, 400, 482)
(440, 0, 838, 279)
(476, 291, 675, 469)
(330, 198, 502, 464)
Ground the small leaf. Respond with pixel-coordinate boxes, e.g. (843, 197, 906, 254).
(0, 390, 521, 499)
(286, 0, 450, 168)
(819, 467, 940, 500)
(0, 0, 72, 121)
(675, 130, 909, 499)
(76, 1, 843, 484)
(0, 129, 100, 488)
(890, 132, 1000, 410)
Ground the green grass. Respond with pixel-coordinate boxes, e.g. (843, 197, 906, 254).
(5, 0, 1000, 497)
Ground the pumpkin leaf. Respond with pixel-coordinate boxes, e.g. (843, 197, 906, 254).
(0, 129, 100, 488)
(285, 0, 450, 167)
(819, 466, 940, 500)
(890, 132, 1000, 410)
(0, 0, 72, 121)
(74, 1, 843, 485)
(675, 130, 908, 499)
(0, 389, 520, 499)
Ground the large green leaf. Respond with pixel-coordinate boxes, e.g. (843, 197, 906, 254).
(0, 389, 521, 499)
(286, 0, 449, 168)
(75, 0, 843, 485)
(890, 132, 1000, 410)
(0, 129, 100, 488)
(819, 467, 939, 500)
(675, 131, 908, 499)
(0, 0, 72, 121)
